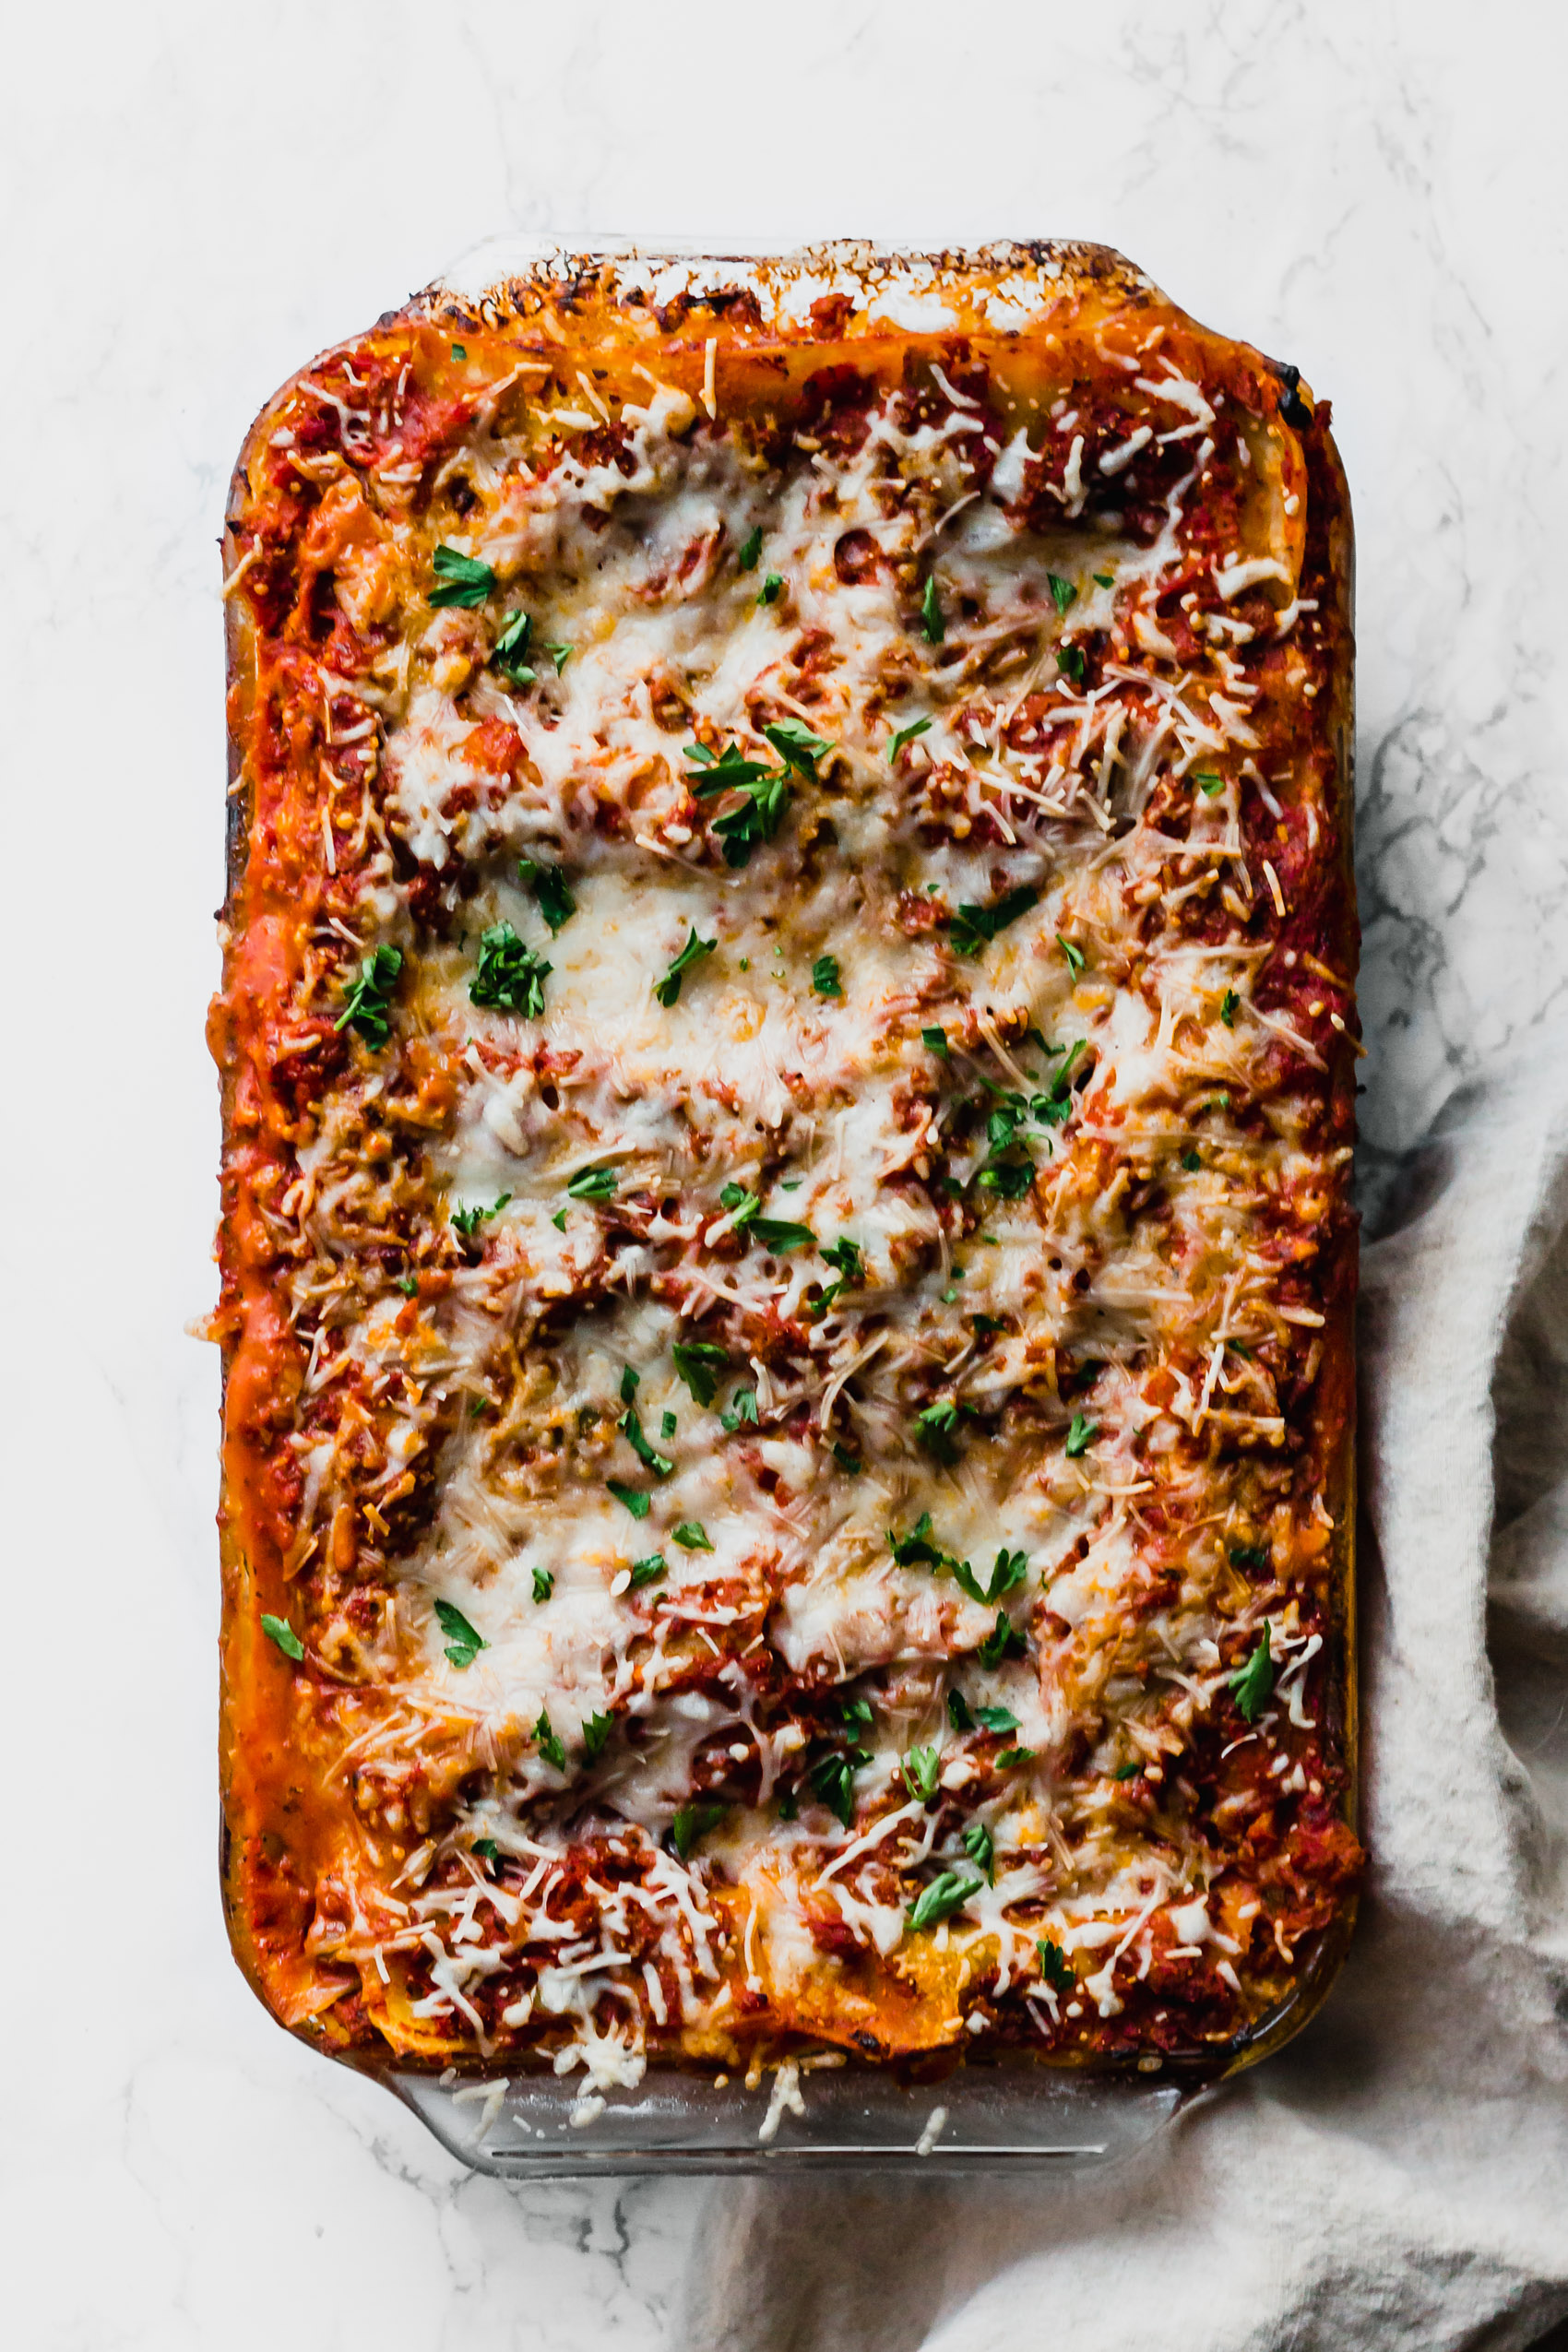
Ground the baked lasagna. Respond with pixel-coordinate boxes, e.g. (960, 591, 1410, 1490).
(212, 243, 1360, 2105)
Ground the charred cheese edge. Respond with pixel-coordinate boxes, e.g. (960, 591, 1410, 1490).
(213, 243, 1360, 2097)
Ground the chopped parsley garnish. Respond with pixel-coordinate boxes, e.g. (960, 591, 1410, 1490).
(621, 1408, 674, 1478)
(451, 343, 467, 361)
(721, 1389, 759, 1431)
(1057, 643, 1087, 687)
(671, 1340, 728, 1407)
(977, 1157, 1033, 1200)
(809, 1747, 864, 1828)
(1065, 1412, 1098, 1458)
(913, 1398, 963, 1463)
(901, 1744, 942, 1802)
(685, 740, 791, 868)
(921, 1026, 949, 1057)
(1221, 989, 1239, 1027)
(996, 1745, 1037, 1767)
(978, 1610, 1027, 1669)
(551, 1208, 567, 1231)
(1230, 1542, 1269, 1572)
(531, 1567, 554, 1603)
(520, 857, 576, 932)
(566, 1164, 617, 1201)
(1057, 932, 1086, 976)
(1037, 1937, 1074, 1991)
(654, 925, 717, 1008)
(1229, 1625, 1275, 1721)
(673, 1521, 713, 1550)
(1093, 571, 1115, 588)
(950, 885, 1039, 957)
(661, 1410, 676, 1436)
(973, 1705, 1020, 1735)
(1047, 571, 1077, 616)
(753, 1217, 815, 1252)
(469, 921, 550, 1016)
(947, 1689, 975, 1732)
(582, 1711, 614, 1763)
(812, 953, 843, 1000)
(335, 943, 403, 1046)
(393, 1276, 419, 1298)
(260, 1612, 303, 1661)
(607, 1480, 651, 1518)
(627, 1552, 667, 1587)
(434, 1598, 486, 1669)
(429, 543, 496, 609)
(534, 1711, 566, 1772)
(763, 719, 833, 776)
(953, 1549, 1028, 1608)
(473, 1837, 500, 1863)
(1182, 1149, 1201, 1172)
(1194, 770, 1225, 797)
(831, 1442, 862, 1475)
(962, 1822, 995, 1882)
(452, 1192, 511, 1238)
(1112, 1761, 1142, 1780)
(888, 1512, 952, 1572)
(757, 571, 784, 605)
(737, 525, 763, 571)
(493, 609, 536, 683)
(908, 1871, 980, 1932)
(889, 717, 932, 763)
(619, 1365, 640, 1405)
(840, 1693, 875, 1737)
(920, 574, 945, 644)
(672, 1799, 729, 1858)
(822, 1237, 863, 1283)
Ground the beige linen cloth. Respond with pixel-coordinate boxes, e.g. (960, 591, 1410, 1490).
(683, 1039, 1568, 2351)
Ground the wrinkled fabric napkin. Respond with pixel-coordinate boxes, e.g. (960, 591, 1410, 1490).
(683, 1033, 1568, 2352)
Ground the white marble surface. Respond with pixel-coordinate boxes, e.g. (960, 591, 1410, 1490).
(5, 0, 1566, 2344)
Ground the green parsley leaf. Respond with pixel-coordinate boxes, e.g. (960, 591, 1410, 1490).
(962, 1821, 995, 1882)
(827, 1443, 861, 1484)
(720, 1388, 759, 1431)
(952, 1549, 1028, 1607)
(566, 1164, 617, 1201)
(493, 609, 535, 683)
(822, 1237, 863, 1283)
(582, 1711, 614, 1762)
(621, 1408, 674, 1478)
(520, 857, 576, 932)
(654, 925, 717, 1008)
(977, 1156, 1034, 1200)
(261, 1612, 304, 1661)
(888, 1513, 952, 1572)
(1057, 932, 1086, 976)
(534, 1710, 566, 1772)
(757, 571, 784, 605)
(1230, 1542, 1269, 1572)
(685, 741, 790, 868)
(673, 1521, 713, 1550)
(812, 953, 843, 1000)
(531, 1566, 554, 1603)
(1037, 1937, 1074, 1991)
(809, 1748, 861, 1827)
(473, 1837, 501, 1864)
(1229, 1624, 1275, 1721)
(1093, 571, 1115, 588)
(393, 1275, 419, 1298)
(978, 1610, 1027, 1669)
(889, 717, 932, 763)
(451, 342, 467, 361)
(429, 543, 496, 609)
(551, 1207, 567, 1231)
(1065, 1412, 1098, 1459)
(920, 574, 945, 644)
(627, 1552, 667, 1587)
(1112, 1761, 1142, 1780)
(335, 943, 403, 1046)
(764, 719, 833, 776)
(1057, 643, 1087, 687)
(950, 885, 1039, 957)
(1182, 1149, 1201, 1172)
(470, 921, 551, 1016)
(1194, 771, 1224, 797)
(996, 1745, 1037, 1767)
(607, 1479, 651, 1518)
(434, 1598, 487, 1669)
(671, 1340, 728, 1407)
(947, 1688, 975, 1732)
(1221, 989, 1239, 1028)
(737, 525, 763, 571)
(1047, 571, 1077, 617)
(840, 1693, 875, 1736)
(672, 1799, 729, 1858)
(973, 1704, 1019, 1734)
(451, 1192, 512, 1238)
(750, 1217, 815, 1253)
(901, 1744, 942, 1802)
(908, 1871, 980, 1932)
(619, 1364, 641, 1405)
(913, 1398, 963, 1463)
(544, 641, 572, 673)
(921, 1025, 949, 1058)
